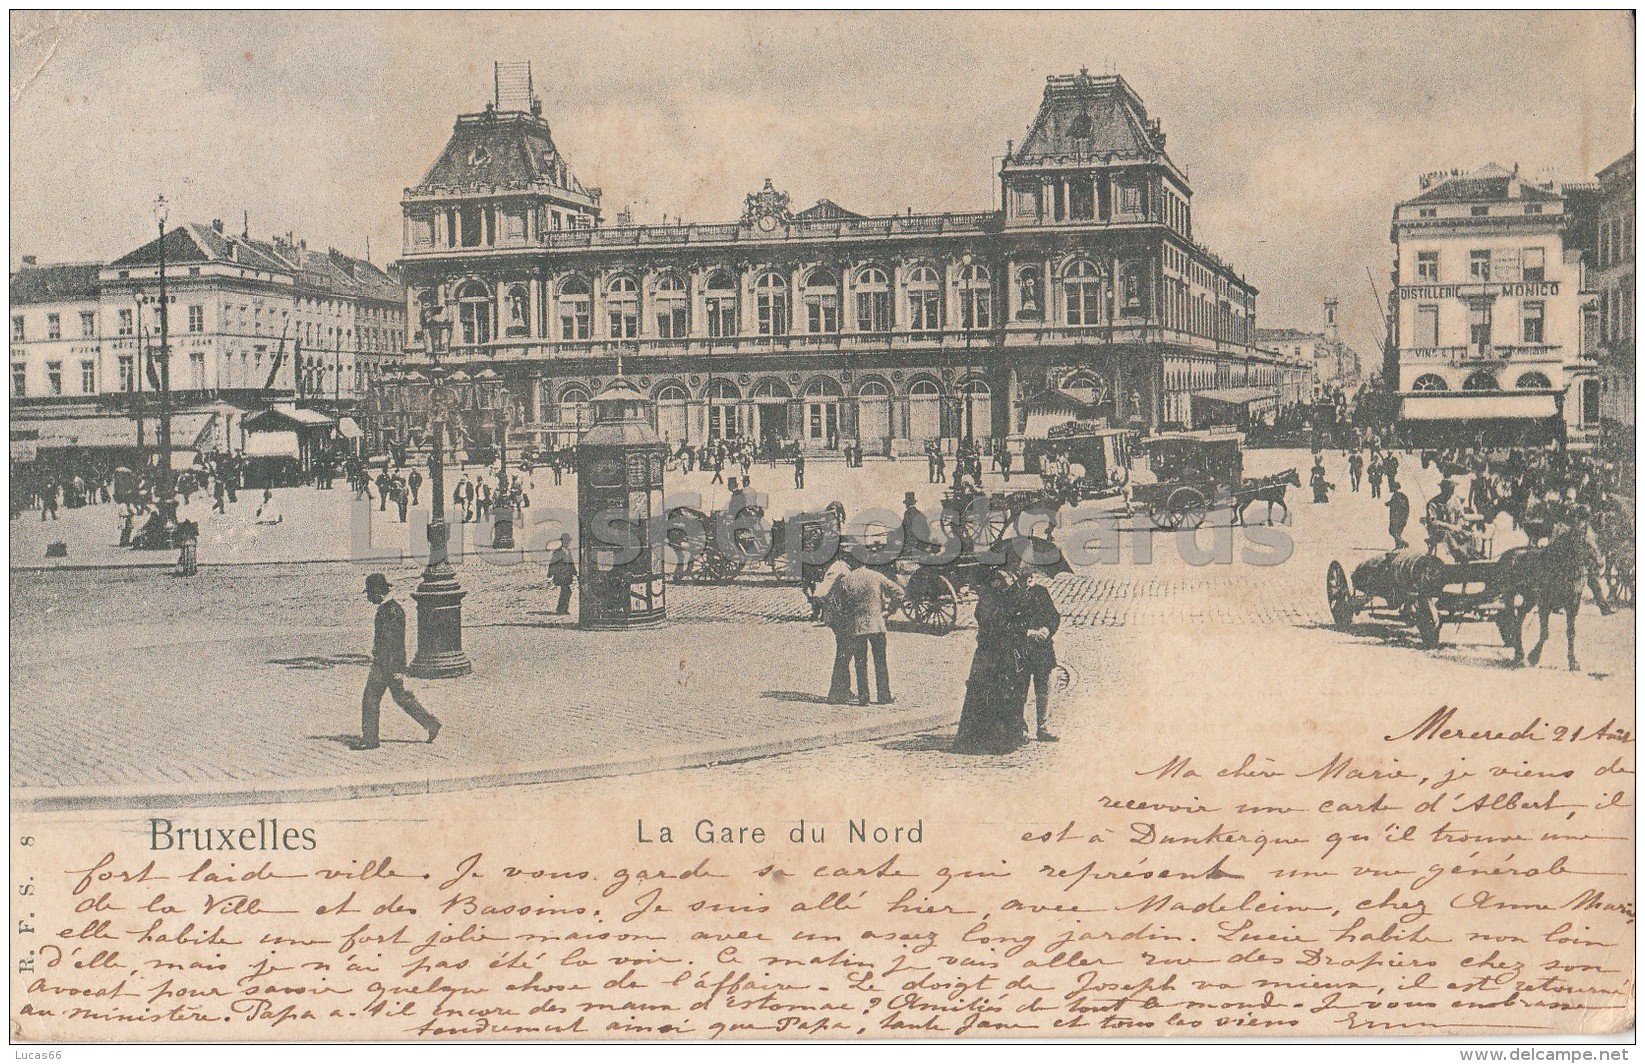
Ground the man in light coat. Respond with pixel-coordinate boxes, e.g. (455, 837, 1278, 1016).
(823, 555, 904, 706)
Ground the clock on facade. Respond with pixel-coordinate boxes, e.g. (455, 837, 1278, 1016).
(756, 214, 779, 233)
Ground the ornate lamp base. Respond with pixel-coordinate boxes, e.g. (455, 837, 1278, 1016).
(409, 520, 472, 678)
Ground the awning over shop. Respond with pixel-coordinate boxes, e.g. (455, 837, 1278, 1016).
(1192, 386, 1281, 412)
(1022, 389, 1100, 439)
(243, 405, 336, 431)
(18, 412, 217, 452)
(1399, 391, 1561, 421)
(336, 416, 363, 439)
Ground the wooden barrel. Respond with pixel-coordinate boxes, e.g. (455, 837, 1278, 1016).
(1353, 549, 1444, 599)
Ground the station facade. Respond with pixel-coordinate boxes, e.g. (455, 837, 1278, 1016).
(385, 72, 1302, 455)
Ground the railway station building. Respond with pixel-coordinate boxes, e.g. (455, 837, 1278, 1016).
(384, 71, 1302, 455)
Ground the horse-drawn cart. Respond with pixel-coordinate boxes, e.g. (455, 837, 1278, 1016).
(1326, 549, 1522, 650)
(1131, 430, 1245, 530)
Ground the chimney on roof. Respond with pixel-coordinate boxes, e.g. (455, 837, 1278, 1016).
(1507, 162, 1522, 200)
(21, 255, 37, 267)
(212, 218, 224, 234)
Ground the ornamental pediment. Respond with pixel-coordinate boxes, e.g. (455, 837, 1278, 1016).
(742, 178, 794, 230)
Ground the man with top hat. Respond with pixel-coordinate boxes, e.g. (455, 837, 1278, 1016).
(355, 573, 441, 750)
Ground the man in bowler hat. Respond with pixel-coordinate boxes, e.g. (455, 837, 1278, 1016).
(355, 573, 441, 750)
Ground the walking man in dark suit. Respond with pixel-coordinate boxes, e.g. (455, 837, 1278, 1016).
(1013, 562, 1062, 742)
(354, 573, 440, 750)
(793, 453, 806, 490)
(548, 533, 577, 614)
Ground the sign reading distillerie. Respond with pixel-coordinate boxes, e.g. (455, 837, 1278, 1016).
(1396, 280, 1561, 300)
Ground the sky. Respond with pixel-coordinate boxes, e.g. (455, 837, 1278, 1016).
(9, 10, 1636, 359)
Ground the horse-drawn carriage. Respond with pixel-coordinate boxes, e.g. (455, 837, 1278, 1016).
(1030, 421, 1137, 505)
(1326, 549, 1522, 650)
(663, 490, 1068, 635)
(1122, 430, 1303, 530)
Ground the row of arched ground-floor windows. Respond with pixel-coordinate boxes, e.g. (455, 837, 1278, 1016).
(1410, 370, 1554, 391)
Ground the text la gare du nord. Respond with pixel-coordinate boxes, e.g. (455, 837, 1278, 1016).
(638, 818, 925, 845)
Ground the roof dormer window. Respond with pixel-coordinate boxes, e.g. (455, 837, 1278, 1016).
(468, 145, 491, 168)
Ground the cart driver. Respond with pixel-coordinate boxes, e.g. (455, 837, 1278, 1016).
(1423, 477, 1476, 561)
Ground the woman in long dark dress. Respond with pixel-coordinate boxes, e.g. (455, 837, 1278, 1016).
(952, 566, 1027, 754)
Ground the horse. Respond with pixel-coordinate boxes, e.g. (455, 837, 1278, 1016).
(1500, 521, 1606, 671)
(1233, 468, 1301, 526)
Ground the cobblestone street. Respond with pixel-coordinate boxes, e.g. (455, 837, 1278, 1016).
(11, 448, 1634, 807)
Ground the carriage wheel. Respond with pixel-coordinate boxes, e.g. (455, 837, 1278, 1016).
(1150, 502, 1181, 531)
(698, 550, 744, 584)
(1168, 487, 1208, 531)
(939, 508, 963, 539)
(981, 505, 1012, 544)
(1326, 560, 1355, 630)
(1412, 596, 1441, 649)
(903, 573, 960, 633)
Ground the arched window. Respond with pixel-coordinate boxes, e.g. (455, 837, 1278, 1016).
(907, 265, 941, 332)
(503, 283, 531, 337)
(803, 268, 839, 334)
(908, 378, 943, 441)
(706, 379, 741, 440)
(802, 378, 842, 445)
(558, 384, 591, 428)
(1063, 371, 1103, 406)
(607, 275, 639, 339)
(704, 270, 737, 338)
(751, 378, 791, 400)
(857, 379, 891, 442)
(654, 381, 689, 443)
(855, 267, 890, 332)
(557, 276, 591, 340)
(1064, 260, 1104, 326)
(654, 273, 687, 338)
(755, 272, 789, 336)
(1515, 371, 1552, 389)
(1411, 374, 1449, 392)
(456, 280, 492, 346)
(1463, 370, 1498, 391)
(960, 264, 992, 330)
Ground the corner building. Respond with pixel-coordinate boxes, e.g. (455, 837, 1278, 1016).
(392, 73, 1286, 454)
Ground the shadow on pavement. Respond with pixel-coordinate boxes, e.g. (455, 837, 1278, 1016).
(879, 733, 957, 753)
(761, 690, 833, 704)
(269, 653, 372, 670)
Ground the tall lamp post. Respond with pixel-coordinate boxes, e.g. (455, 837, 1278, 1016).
(153, 195, 174, 491)
(409, 312, 472, 679)
(493, 393, 517, 550)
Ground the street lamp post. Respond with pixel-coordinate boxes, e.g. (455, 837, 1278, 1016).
(493, 393, 516, 550)
(409, 313, 472, 679)
(153, 195, 174, 491)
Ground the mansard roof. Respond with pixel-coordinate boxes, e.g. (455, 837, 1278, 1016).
(10, 262, 101, 305)
(1015, 72, 1169, 163)
(412, 107, 591, 197)
(108, 223, 398, 301)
